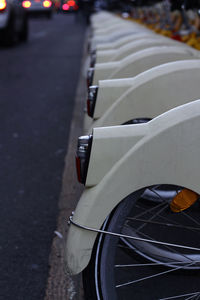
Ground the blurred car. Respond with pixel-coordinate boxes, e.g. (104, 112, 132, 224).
(61, 0, 78, 12)
(0, 0, 28, 46)
(22, 0, 53, 18)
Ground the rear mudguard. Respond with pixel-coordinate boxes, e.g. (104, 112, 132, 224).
(83, 77, 135, 132)
(90, 28, 149, 51)
(65, 100, 200, 275)
(95, 32, 155, 51)
(95, 37, 181, 64)
(94, 22, 138, 36)
(90, 60, 200, 129)
(92, 46, 196, 85)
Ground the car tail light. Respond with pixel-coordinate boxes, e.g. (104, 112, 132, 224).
(68, 0, 75, 5)
(87, 67, 94, 89)
(76, 135, 93, 184)
(87, 85, 98, 118)
(43, 0, 52, 7)
(22, 0, 31, 8)
(0, 0, 6, 10)
(62, 3, 69, 10)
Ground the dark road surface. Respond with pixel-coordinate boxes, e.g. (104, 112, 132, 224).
(0, 13, 86, 300)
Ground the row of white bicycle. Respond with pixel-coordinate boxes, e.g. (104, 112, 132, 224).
(66, 11, 200, 300)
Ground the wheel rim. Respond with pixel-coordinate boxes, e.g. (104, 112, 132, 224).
(95, 185, 200, 300)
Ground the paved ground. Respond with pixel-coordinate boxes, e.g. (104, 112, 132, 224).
(0, 13, 87, 300)
(44, 39, 88, 300)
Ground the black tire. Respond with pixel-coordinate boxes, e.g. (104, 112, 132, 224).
(19, 15, 28, 42)
(2, 15, 16, 46)
(46, 11, 52, 19)
(83, 186, 200, 300)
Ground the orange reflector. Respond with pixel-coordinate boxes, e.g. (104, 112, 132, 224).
(22, 0, 31, 7)
(170, 189, 199, 213)
(43, 0, 51, 7)
(0, 0, 6, 10)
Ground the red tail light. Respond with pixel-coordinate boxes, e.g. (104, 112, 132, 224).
(68, 0, 75, 5)
(0, 0, 7, 10)
(62, 3, 69, 10)
(43, 0, 52, 7)
(76, 135, 93, 184)
(22, 0, 31, 8)
(87, 85, 98, 118)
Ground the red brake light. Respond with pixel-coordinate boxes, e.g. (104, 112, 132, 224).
(68, 0, 75, 6)
(43, 0, 52, 7)
(22, 0, 31, 8)
(0, 0, 7, 10)
(62, 3, 69, 10)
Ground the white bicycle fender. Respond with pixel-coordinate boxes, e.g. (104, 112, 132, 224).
(90, 28, 149, 50)
(95, 32, 155, 51)
(65, 100, 200, 275)
(92, 46, 196, 85)
(91, 60, 200, 128)
(95, 37, 179, 64)
(84, 78, 135, 132)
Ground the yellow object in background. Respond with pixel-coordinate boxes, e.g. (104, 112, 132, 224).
(160, 29, 172, 37)
(170, 189, 199, 213)
(181, 34, 192, 42)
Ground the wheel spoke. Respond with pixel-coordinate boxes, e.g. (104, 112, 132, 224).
(148, 187, 200, 227)
(133, 203, 200, 237)
(131, 201, 167, 221)
(116, 262, 196, 288)
(123, 224, 197, 265)
(185, 292, 200, 300)
(115, 261, 200, 268)
(126, 217, 200, 232)
(123, 222, 200, 256)
(158, 292, 200, 300)
(181, 210, 200, 227)
(134, 204, 168, 234)
(91, 185, 200, 299)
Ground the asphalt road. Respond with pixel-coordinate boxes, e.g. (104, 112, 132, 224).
(0, 12, 86, 300)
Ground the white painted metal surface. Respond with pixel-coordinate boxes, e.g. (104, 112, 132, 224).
(89, 60, 200, 128)
(66, 100, 200, 275)
(95, 38, 185, 63)
(92, 46, 196, 85)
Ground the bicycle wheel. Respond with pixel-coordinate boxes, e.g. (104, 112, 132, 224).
(83, 185, 200, 300)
